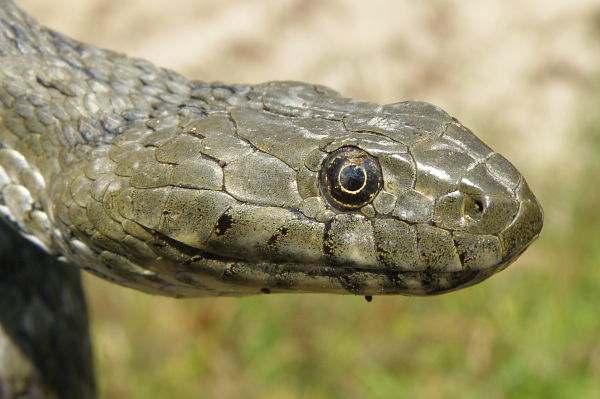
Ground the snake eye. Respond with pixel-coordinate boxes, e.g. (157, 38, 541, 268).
(319, 146, 383, 210)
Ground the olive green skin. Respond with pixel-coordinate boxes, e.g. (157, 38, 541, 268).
(0, 0, 542, 298)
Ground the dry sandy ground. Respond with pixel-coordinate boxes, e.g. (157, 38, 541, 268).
(14, 0, 600, 397)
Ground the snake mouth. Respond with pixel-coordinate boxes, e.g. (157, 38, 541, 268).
(142, 227, 506, 296)
(209, 261, 508, 296)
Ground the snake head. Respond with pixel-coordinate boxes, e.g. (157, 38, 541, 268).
(62, 82, 542, 297)
(206, 82, 543, 295)
(0, 3, 541, 298)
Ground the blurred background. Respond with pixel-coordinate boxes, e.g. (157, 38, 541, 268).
(20, 0, 600, 397)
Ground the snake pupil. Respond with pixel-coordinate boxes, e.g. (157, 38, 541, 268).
(340, 165, 366, 192)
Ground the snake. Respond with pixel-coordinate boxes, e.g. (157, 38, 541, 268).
(0, 0, 543, 397)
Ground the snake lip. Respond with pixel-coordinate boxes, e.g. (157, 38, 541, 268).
(147, 224, 505, 296)
(205, 258, 512, 297)
(145, 205, 542, 296)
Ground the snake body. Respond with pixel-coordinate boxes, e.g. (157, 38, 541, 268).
(0, 0, 542, 396)
(0, 0, 542, 298)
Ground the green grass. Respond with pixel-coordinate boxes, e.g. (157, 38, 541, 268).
(85, 92, 600, 399)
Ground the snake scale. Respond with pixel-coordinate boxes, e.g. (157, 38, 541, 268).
(0, 0, 543, 397)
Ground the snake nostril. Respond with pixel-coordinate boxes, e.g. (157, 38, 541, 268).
(464, 196, 485, 219)
(474, 199, 484, 214)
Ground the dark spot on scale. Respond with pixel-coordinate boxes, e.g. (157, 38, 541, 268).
(222, 264, 239, 279)
(214, 211, 234, 236)
(267, 226, 289, 247)
(457, 247, 467, 266)
(381, 272, 405, 292)
(269, 273, 297, 290)
(261, 287, 271, 294)
(364, 295, 373, 302)
(421, 268, 435, 285)
(323, 219, 335, 256)
(339, 274, 366, 294)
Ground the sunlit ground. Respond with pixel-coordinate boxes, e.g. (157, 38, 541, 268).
(20, 0, 600, 397)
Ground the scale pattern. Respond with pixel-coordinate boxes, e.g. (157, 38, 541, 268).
(0, 0, 542, 299)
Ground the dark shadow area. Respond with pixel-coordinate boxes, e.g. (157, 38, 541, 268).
(0, 220, 95, 398)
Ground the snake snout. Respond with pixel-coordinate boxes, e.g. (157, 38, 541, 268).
(497, 179, 544, 263)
